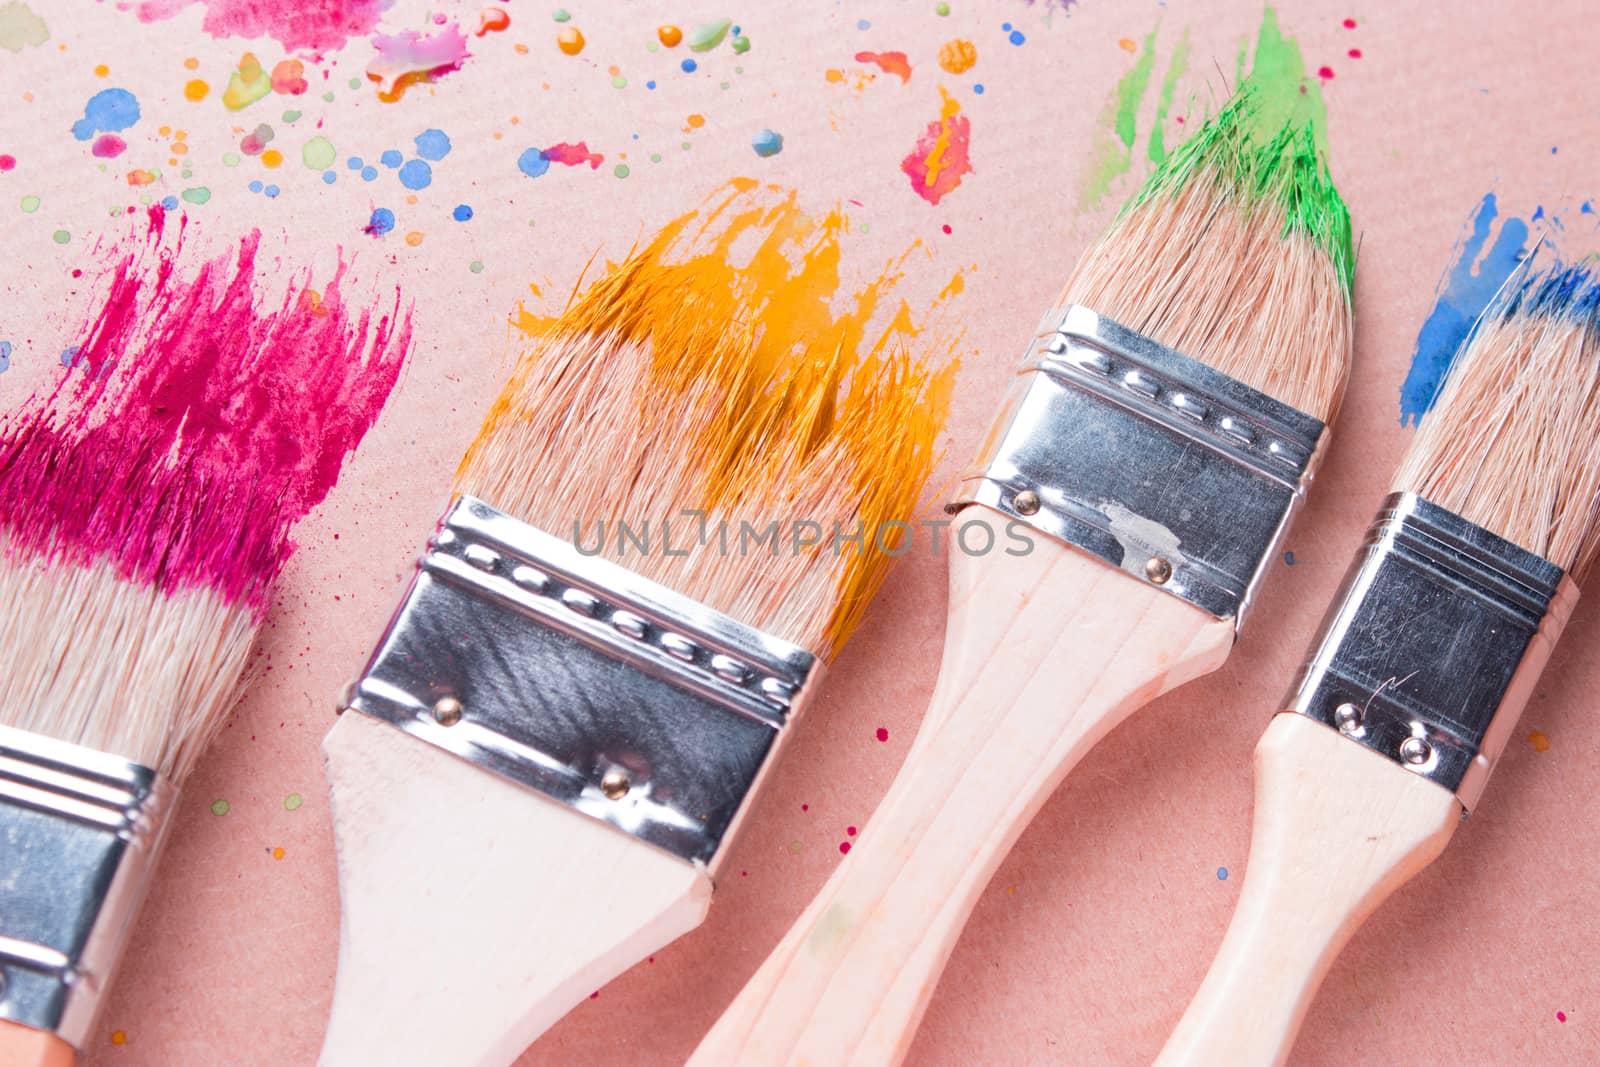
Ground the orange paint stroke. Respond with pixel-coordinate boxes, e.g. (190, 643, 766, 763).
(855, 50, 911, 83)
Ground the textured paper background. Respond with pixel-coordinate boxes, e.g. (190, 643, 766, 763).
(1, 1, 1597, 1064)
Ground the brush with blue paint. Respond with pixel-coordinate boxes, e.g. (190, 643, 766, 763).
(1157, 259, 1600, 1066)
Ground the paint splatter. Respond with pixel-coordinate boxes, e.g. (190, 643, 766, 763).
(0, 154, 13, 171)
(271, 846, 286, 860)
(1217, 866, 1229, 880)
(365, 207, 395, 236)
(109, 1030, 126, 1046)
(270, 58, 307, 95)
(415, 128, 452, 161)
(1528, 730, 1550, 752)
(0, 341, 11, 374)
(1080, 29, 1157, 209)
(223, 53, 271, 111)
(130, 0, 384, 53)
(302, 135, 336, 170)
(91, 134, 127, 159)
(1557, 1011, 1568, 1023)
(368, 24, 470, 102)
(518, 142, 604, 178)
(855, 50, 911, 83)
(1399, 194, 1529, 424)
(938, 39, 976, 75)
(0, 1, 48, 52)
(0, 210, 411, 608)
(658, 24, 681, 47)
(875, 727, 888, 742)
(476, 7, 509, 36)
(211, 799, 230, 816)
(839, 841, 852, 854)
(557, 26, 584, 55)
(687, 18, 731, 52)
(398, 159, 432, 189)
(900, 88, 972, 205)
(752, 129, 783, 157)
(71, 88, 140, 141)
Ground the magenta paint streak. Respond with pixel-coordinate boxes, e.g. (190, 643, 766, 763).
(367, 24, 470, 101)
(0, 209, 411, 612)
(543, 142, 604, 169)
(130, 0, 385, 54)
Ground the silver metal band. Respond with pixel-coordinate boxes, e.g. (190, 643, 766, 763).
(949, 304, 1327, 625)
(0, 726, 174, 1048)
(344, 495, 819, 871)
(1286, 492, 1577, 810)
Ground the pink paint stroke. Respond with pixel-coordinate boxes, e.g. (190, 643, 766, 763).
(900, 103, 973, 206)
(128, 0, 386, 54)
(543, 142, 605, 169)
(0, 209, 411, 612)
(367, 23, 470, 101)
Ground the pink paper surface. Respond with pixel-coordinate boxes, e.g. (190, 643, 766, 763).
(1, 1, 1597, 1064)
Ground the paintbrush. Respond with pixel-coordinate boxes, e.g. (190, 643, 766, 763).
(688, 89, 1354, 1067)
(0, 216, 408, 1065)
(1154, 256, 1600, 1066)
(318, 189, 949, 1067)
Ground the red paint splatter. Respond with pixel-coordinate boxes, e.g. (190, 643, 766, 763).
(476, 6, 510, 36)
(132, 0, 386, 54)
(839, 841, 851, 854)
(1348, 48, 1362, 58)
(0, 209, 411, 610)
(91, 135, 126, 159)
(542, 142, 605, 169)
(0, 155, 15, 171)
(1342, 17, 1357, 28)
(367, 24, 471, 102)
(875, 726, 889, 742)
(801, 803, 809, 812)
(900, 89, 972, 206)
(854, 50, 911, 83)
(846, 826, 857, 836)
(1558, 1011, 1568, 1022)
(1317, 65, 1335, 79)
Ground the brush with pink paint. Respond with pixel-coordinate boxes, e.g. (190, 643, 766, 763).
(0, 213, 409, 1067)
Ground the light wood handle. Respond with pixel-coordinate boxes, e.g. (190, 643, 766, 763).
(319, 710, 713, 1067)
(0, 1021, 74, 1067)
(690, 511, 1233, 1067)
(1154, 713, 1462, 1067)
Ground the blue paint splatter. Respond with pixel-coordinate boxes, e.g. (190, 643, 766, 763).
(1399, 193, 1529, 426)
(681, 58, 697, 73)
(159, 195, 178, 211)
(263, 184, 280, 198)
(346, 156, 364, 170)
(0, 341, 10, 374)
(415, 129, 452, 161)
(365, 207, 395, 236)
(517, 147, 551, 178)
(59, 345, 81, 369)
(360, 166, 379, 181)
(452, 204, 473, 221)
(1584, 201, 1595, 215)
(71, 88, 140, 142)
(380, 149, 403, 168)
(1283, 550, 1296, 566)
(1008, 29, 1026, 45)
(322, 171, 337, 184)
(398, 160, 432, 189)
(248, 179, 263, 193)
(973, 83, 985, 94)
(752, 129, 783, 158)
(1217, 867, 1228, 881)
(857, 19, 871, 30)
(646, 79, 657, 90)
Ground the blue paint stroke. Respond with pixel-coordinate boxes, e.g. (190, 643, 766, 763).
(1399, 193, 1529, 425)
(70, 88, 139, 142)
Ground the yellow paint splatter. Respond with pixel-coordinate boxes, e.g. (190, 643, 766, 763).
(921, 89, 962, 189)
(938, 39, 977, 75)
(1528, 730, 1550, 752)
(93, 64, 109, 77)
(223, 52, 271, 111)
(183, 79, 209, 101)
(557, 27, 585, 55)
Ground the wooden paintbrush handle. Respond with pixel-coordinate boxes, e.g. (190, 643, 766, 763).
(0, 1022, 74, 1067)
(1154, 713, 1461, 1067)
(690, 514, 1233, 1067)
(319, 711, 714, 1067)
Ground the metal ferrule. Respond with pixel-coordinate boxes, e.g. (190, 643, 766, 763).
(344, 495, 819, 872)
(1285, 492, 1577, 810)
(949, 304, 1328, 625)
(0, 726, 175, 1048)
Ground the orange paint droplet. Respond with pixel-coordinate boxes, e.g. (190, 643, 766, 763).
(686, 113, 706, 129)
(1528, 729, 1551, 752)
(126, 169, 156, 186)
(171, 142, 188, 155)
(259, 148, 283, 168)
(938, 39, 977, 75)
(658, 24, 682, 47)
(405, 231, 425, 247)
(271, 58, 308, 95)
(825, 68, 844, 83)
(476, 6, 510, 36)
(557, 26, 585, 55)
(183, 56, 199, 70)
(110, 1030, 126, 1045)
(514, 42, 529, 54)
(1119, 37, 1137, 52)
(94, 64, 109, 77)
(183, 79, 209, 101)
(272, 846, 286, 860)
(158, 124, 171, 137)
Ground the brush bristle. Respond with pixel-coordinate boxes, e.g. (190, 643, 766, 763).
(455, 184, 952, 658)
(1061, 91, 1354, 422)
(1392, 264, 1600, 580)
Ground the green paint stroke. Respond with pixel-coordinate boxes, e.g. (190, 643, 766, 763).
(1148, 29, 1191, 166)
(1080, 30, 1161, 210)
(1242, 7, 1328, 157)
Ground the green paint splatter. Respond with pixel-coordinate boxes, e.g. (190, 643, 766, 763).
(1241, 8, 1328, 157)
(181, 186, 211, 204)
(1115, 32, 1158, 151)
(211, 799, 230, 816)
(687, 18, 732, 52)
(19, 194, 39, 213)
(469, 260, 485, 274)
(553, 8, 570, 22)
(732, 35, 750, 55)
(1080, 31, 1160, 210)
(302, 135, 336, 170)
(936, 2, 951, 14)
(1148, 30, 1191, 165)
(614, 163, 630, 178)
(282, 109, 302, 123)
(0, 1, 49, 52)
(611, 74, 627, 88)
(222, 152, 241, 166)
(347, 76, 361, 90)
(284, 793, 303, 811)
(51, 229, 69, 244)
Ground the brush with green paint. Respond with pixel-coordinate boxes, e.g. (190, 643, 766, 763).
(689, 86, 1355, 1066)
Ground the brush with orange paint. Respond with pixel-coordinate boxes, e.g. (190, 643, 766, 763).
(317, 186, 952, 1067)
